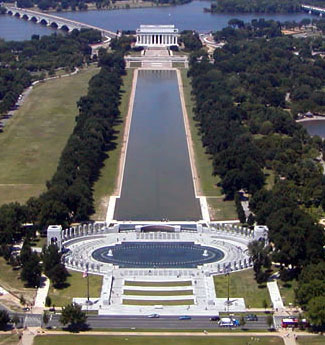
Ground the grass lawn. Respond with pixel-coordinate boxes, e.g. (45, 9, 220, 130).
(0, 257, 36, 305)
(123, 299, 194, 306)
(123, 290, 193, 296)
(297, 337, 325, 345)
(92, 69, 134, 220)
(47, 270, 102, 307)
(124, 281, 192, 287)
(0, 334, 20, 345)
(33, 335, 284, 345)
(0, 66, 99, 206)
(180, 70, 237, 221)
(207, 198, 238, 221)
(214, 269, 271, 308)
(277, 278, 298, 306)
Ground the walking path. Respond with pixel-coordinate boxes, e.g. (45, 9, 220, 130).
(267, 280, 284, 310)
(34, 275, 50, 309)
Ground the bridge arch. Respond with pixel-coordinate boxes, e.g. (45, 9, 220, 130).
(22, 14, 29, 20)
(30, 16, 38, 22)
(14, 12, 20, 18)
(60, 24, 70, 31)
(7, 10, 13, 15)
(40, 18, 49, 25)
(50, 21, 58, 28)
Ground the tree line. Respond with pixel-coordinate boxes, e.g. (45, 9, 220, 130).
(0, 29, 101, 115)
(206, 0, 325, 14)
(188, 20, 325, 325)
(12, 0, 190, 11)
(0, 36, 126, 293)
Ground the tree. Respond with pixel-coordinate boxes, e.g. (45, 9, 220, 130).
(307, 296, 325, 329)
(21, 252, 42, 287)
(45, 296, 52, 307)
(11, 315, 20, 329)
(48, 264, 69, 288)
(19, 295, 26, 306)
(266, 315, 274, 329)
(42, 311, 50, 328)
(59, 303, 87, 331)
(263, 299, 268, 311)
(240, 315, 246, 329)
(0, 310, 10, 330)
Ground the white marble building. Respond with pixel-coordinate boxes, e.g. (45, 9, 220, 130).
(135, 25, 179, 47)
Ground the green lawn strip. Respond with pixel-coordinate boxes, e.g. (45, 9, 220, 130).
(123, 290, 193, 296)
(180, 70, 221, 197)
(124, 281, 192, 287)
(92, 69, 134, 220)
(47, 270, 102, 307)
(214, 269, 271, 308)
(33, 335, 284, 345)
(0, 334, 20, 345)
(123, 299, 194, 306)
(0, 257, 36, 305)
(0, 66, 99, 206)
(207, 198, 237, 221)
(297, 336, 325, 345)
(277, 278, 298, 306)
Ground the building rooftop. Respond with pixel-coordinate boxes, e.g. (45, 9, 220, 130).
(137, 25, 178, 34)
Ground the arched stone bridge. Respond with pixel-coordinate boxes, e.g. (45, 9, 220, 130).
(4, 5, 118, 38)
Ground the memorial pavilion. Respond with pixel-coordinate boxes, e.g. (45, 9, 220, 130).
(135, 25, 179, 47)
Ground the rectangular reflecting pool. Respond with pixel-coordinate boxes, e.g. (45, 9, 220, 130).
(114, 70, 202, 221)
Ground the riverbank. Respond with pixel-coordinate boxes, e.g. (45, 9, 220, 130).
(296, 115, 325, 122)
(8, 1, 168, 14)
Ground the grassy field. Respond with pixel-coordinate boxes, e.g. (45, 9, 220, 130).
(214, 269, 271, 308)
(0, 257, 36, 306)
(0, 334, 20, 345)
(207, 198, 238, 221)
(0, 66, 99, 206)
(277, 278, 298, 306)
(33, 335, 284, 345)
(180, 70, 237, 221)
(123, 290, 193, 296)
(47, 270, 102, 306)
(92, 69, 134, 220)
(297, 337, 325, 345)
(124, 281, 192, 287)
(123, 299, 194, 306)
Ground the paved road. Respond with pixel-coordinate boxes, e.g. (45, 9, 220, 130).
(48, 315, 269, 330)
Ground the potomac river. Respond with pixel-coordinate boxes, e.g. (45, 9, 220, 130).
(0, 0, 310, 41)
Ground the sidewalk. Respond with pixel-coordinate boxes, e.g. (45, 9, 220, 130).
(267, 280, 284, 310)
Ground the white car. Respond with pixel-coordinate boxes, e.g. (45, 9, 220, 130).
(148, 314, 160, 318)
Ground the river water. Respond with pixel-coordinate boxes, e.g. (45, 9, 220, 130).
(0, 1, 310, 41)
(301, 120, 325, 138)
(114, 70, 202, 221)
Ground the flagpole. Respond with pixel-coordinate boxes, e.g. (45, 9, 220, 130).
(87, 272, 90, 304)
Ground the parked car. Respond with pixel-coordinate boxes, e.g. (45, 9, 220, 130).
(245, 314, 258, 321)
(179, 315, 191, 320)
(148, 314, 160, 318)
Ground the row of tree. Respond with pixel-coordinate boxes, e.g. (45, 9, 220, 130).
(207, 0, 325, 13)
(188, 21, 325, 325)
(14, 0, 190, 11)
(0, 29, 101, 115)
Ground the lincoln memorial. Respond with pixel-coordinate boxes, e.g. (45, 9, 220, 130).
(135, 25, 179, 47)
